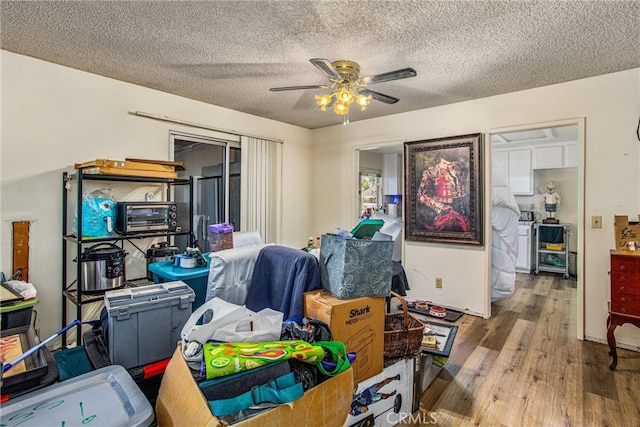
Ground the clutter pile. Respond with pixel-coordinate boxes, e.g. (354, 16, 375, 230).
(158, 296, 355, 426)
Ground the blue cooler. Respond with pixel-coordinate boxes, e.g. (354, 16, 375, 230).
(148, 260, 209, 309)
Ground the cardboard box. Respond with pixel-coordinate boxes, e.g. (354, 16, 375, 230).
(304, 289, 385, 384)
(319, 234, 394, 299)
(155, 344, 354, 427)
(614, 215, 640, 253)
(344, 357, 415, 427)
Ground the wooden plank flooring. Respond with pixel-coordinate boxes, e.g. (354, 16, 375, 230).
(402, 272, 640, 427)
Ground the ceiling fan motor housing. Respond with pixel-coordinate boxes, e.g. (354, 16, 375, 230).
(332, 60, 360, 82)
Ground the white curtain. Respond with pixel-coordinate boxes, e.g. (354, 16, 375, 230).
(240, 136, 282, 244)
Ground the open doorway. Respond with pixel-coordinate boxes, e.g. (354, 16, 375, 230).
(170, 132, 241, 252)
(488, 118, 585, 339)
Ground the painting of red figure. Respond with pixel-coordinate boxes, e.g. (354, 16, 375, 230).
(405, 134, 482, 246)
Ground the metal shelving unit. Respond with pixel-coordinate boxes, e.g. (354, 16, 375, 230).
(533, 223, 571, 279)
(62, 170, 194, 346)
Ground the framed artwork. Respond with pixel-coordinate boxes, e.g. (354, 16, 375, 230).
(404, 133, 483, 245)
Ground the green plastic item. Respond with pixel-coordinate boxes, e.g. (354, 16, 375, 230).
(350, 219, 384, 239)
(1, 298, 39, 329)
(0, 298, 38, 313)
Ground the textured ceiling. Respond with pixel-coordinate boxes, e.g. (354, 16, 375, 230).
(1, 1, 638, 129)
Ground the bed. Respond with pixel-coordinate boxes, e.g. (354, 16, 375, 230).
(491, 158, 521, 302)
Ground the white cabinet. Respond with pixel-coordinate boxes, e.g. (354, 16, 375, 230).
(383, 153, 403, 195)
(494, 147, 534, 195)
(533, 142, 578, 169)
(516, 224, 533, 273)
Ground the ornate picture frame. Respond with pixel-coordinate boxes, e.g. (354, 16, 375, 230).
(404, 133, 483, 246)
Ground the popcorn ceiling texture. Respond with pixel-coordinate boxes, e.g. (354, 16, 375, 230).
(1, 0, 638, 129)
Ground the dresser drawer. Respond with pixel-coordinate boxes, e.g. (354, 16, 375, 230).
(610, 299, 640, 315)
(611, 273, 640, 294)
(611, 291, 639, 305)
(610, 253, 640, 315)
(611, 255, 639, 274)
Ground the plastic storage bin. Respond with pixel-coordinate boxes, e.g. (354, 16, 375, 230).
(0, 298, 38, 330)
(82, 329, 168, 406)
(1, 343, 58, 400)
(208, 222, 234, 252)
(0, 325, 50, 395)
(0, 365, 154, 427)
(104, 281, 194, 369)
(148, 260, 209, 310)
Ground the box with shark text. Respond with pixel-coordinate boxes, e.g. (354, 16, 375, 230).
(304, 289, 385, 384)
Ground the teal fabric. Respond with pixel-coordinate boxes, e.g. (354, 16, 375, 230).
(208, 372, 303, 416)
(53, 346, 93, 381)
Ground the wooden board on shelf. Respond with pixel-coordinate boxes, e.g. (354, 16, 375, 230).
(125, 157, 186, 171)
(75, 158, 177, 174)
(79, 166, 178, 179)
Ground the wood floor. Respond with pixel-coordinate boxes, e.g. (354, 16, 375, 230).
(403, 272, 640, 427)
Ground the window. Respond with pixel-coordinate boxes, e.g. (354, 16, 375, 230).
(360, 171, 381, 216)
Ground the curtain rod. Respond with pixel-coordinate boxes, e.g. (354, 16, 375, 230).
(132, 111, 284, 144)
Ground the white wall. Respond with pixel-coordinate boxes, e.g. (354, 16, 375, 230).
(0, 51, 313, 342)
(312, 69, 640, 347)
(2, 50, 639, 350)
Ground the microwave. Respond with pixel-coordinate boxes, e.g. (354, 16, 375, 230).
(116, 202, 178, 234)
(519, 210, 534, 221)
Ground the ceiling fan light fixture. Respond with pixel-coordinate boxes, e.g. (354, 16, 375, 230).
(270, 58, 417, 124)
(337, 87, 354, 104)
(333, 100, 349, 115)
(315, 94, 332, 111)
(356, 94, 372, 111)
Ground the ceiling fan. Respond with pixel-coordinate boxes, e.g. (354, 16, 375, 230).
(270, 58, 417, 124)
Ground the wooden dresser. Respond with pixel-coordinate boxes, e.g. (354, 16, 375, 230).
(606, 249, 640, 369)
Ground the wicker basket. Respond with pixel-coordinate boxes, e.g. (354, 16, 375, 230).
(384, 291, 425, 357)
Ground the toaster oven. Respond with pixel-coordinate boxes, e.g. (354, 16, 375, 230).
(519, 210, 534, 221)
(116, 202, 178, 234)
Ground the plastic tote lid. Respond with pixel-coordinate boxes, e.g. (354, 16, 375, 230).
(0, 365, 154, 427)
(350, 219, 384, 239)
(208, 223, 234, 233)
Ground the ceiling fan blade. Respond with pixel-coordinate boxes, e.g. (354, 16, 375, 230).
(360, 67, 417, 86)
(310, 58, 343, 80)
(270, 84, 330, 92)
(360, 89, 399, 104)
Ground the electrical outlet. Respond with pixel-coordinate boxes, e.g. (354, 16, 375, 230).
(435, 277, 443, 288)
(530, 203, 536, 210)
(592, 215, 602, 228)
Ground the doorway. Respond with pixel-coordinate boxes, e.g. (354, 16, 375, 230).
(488, 118, 585, 339)
(170, 132, 241, 252)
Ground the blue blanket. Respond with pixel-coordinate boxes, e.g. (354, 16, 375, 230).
(245, 246, 321, 320)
